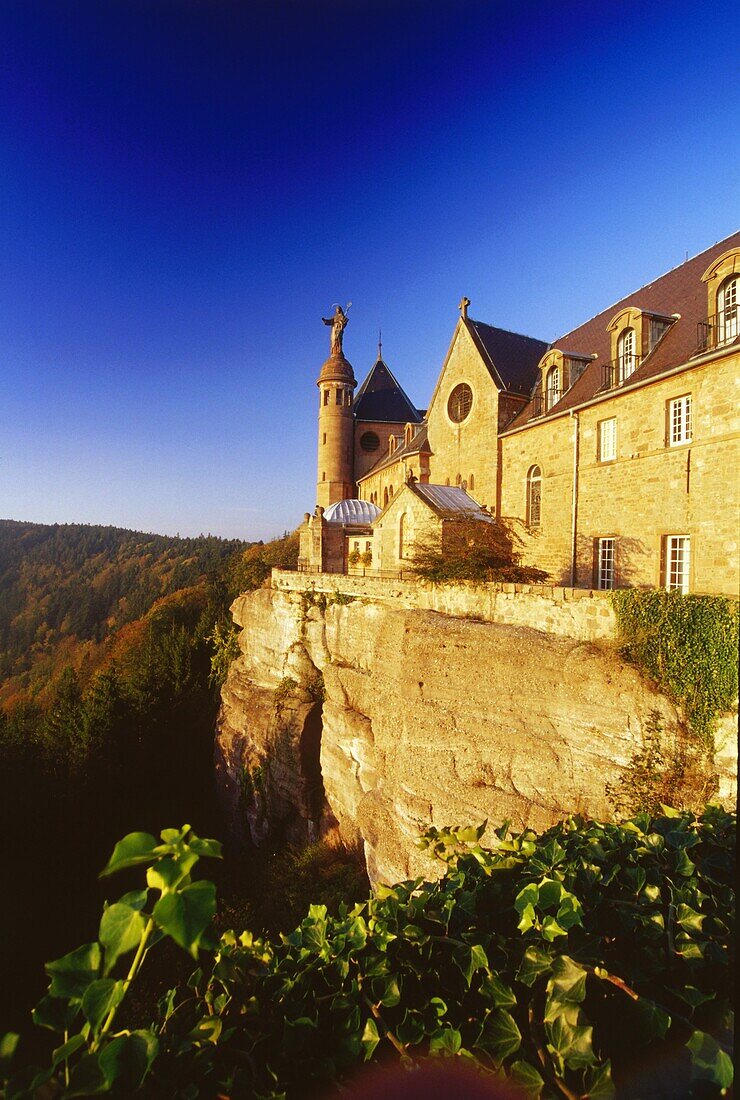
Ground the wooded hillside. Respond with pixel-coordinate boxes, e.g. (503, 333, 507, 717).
(0, 520, 246, 702)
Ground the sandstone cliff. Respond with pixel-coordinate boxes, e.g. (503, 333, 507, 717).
(216, 585, 735, 885)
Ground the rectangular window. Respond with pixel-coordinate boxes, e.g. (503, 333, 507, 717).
(668, 395, 692, 446)
(664, 535, 690, 593)
(595, 538, 616, 590)
(598, 418, 617, 462)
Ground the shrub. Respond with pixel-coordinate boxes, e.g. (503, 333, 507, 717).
(3, 810, 733, 1098)
(410, 518, 548, 585)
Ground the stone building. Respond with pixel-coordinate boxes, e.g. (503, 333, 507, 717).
(299, 233, 740, 593)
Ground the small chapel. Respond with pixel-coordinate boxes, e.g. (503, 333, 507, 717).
(299, 233, 740, 597)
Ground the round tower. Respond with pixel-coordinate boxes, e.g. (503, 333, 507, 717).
(316, 349, 356, 508)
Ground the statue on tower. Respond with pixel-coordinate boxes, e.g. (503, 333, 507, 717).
(322, 303, 351, 356)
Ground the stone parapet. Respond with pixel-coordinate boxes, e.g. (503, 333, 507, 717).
(271, 568, 617, 641)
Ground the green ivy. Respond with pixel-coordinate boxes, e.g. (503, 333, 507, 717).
(610, 591, 739, 743)
(1, 811, 734, 1098)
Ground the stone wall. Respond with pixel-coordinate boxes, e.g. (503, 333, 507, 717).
(499, 350, 740, 595)
(272, 568, 617, 641)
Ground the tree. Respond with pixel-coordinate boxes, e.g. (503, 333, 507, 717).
(410, 517, 549, 584)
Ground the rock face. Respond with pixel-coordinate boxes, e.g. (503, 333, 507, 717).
(216, 587, 733, 885)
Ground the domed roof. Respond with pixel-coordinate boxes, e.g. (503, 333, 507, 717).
(317, 352, 356, 385)
(323, 499, 381, 525)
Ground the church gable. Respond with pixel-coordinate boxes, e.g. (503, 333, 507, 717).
(424, 319, 503, 507)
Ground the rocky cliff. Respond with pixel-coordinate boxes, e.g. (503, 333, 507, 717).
(216, 584, 734, 885)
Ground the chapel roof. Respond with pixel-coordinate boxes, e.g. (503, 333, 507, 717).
(464, 319, 549, 395)
(411, 482, 492, 519)
(354, 357, 422, 424)
(323, 499, 381, 525)
(505, 231, 740, 430)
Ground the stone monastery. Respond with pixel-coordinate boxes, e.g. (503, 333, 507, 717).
(299, 233, 740, 596)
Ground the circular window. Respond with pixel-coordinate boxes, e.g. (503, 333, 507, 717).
(447, 383, 473, 423)
(360, 431, 380, 453)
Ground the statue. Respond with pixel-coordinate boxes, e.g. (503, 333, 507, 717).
(322, 303, 351, 356)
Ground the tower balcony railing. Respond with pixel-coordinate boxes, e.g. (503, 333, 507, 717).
(601, 354, 642, 391)
(696, 306, 739, 353)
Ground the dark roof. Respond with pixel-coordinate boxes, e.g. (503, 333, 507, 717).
(356, 423, 431, 481)
(506, 231, 740, 429)
(465, 319, 549, 395)
(354, 358, 422, 424)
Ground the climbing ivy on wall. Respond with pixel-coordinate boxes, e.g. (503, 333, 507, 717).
(610, 591, 739, 743)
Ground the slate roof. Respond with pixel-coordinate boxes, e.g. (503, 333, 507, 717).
(356, 423, 431, 481)
(412, 483, 492, 519)
(506, 231, 740, 430)
(465, 319, 549, 395)
(354, 358, 422, 424)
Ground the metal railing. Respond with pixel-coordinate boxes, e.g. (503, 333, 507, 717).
(601, 354, 642, 391)
(529, 389, 562, 419)
(294, 565, 417, 581)
(696, 306, 739, 353)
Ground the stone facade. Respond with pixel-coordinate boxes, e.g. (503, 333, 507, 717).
(307, 234, 740, 596)
(499, 348, 740, 594)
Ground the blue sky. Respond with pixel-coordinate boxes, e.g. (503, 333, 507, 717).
(1, 0, 737, 539)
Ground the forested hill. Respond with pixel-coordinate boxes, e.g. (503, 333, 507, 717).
(0, 519, 247, 699)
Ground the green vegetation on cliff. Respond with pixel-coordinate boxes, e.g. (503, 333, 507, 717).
(2, 808, 734, 1099)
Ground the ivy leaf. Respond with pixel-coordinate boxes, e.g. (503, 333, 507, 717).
(633, 998, 671, 1039)
(188, 836, 223, 859)
(585, 1060, 616, 1099)
(514, 883, 539, 914)
(673, 849, 696, 877)
(153, 880, 216, 957)
(477, 1010, 521, 1062)
(686, 1030, 734, 1088)
(541, 915, 568, 941)
(429, 1026, 462, 1055)
(517, 945, 553, 987)
(676, 904, 705, 934)
(360, 1018, 380, 1060)
(98, 1030, 159, 1092)
(453, 944, 487, 986)
(509, 1059, 545, 1098)
(51, 1034, 86, 1069)
(546, 1014, 596, 1070)
(81, 979, 125, 1032)
(537, 879, 562, 909)
(479, 974, 516, 1008)
(99, 832, 159, 877)
(45, 943, 101, 1001)
(32, 994, 80, 1033)
(0, 1032, 19, 1070)
(99, 903, 146, 974)
(548, 956, 587, 1006)
(517, 903, 536, 933)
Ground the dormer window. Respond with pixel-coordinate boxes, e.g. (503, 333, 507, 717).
(617, 328, 636, 383)
(718, 275, 738, 345)
(699, 248, 740, 352)
(545, 365, 561, 410)
(388, 435, 397, 455)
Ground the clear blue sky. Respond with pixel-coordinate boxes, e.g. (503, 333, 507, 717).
(1, 0, 737, 539)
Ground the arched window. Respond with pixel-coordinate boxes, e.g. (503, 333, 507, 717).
(617, 328, 636, 382)
(469, 473, 475, 491)
(455, 472, 462, 486)
(335, 388, 342, 404)
(389, 485, 394, 498)
(383, 487, 389, 507)
(445, 477, 450, 486)
(718, 275, 738, 344)
(545, 366, 560, 410)
(527, 465, 542, 527)
(399, 513, 408, 559)
(323, 390, 329, 406)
